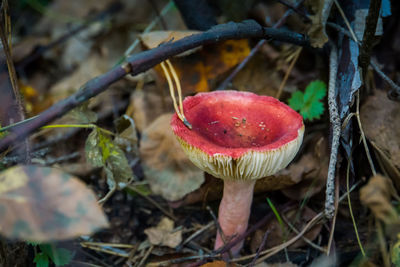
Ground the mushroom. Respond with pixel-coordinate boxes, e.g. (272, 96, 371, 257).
(171, 90, 304, 256)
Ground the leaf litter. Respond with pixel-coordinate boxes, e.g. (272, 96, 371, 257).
(2, 0, 400, 266)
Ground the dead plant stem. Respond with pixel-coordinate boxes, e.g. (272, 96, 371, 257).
(325, 43, 341, 219)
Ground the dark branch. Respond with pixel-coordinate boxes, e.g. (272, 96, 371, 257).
(359, 0, 382, 79)
(0, 20, 309, 152)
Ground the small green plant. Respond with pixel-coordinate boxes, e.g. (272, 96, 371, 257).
(288, 80, 327, 121)
(30, 242, 74, 267)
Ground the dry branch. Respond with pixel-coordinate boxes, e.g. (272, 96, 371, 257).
(0, 20, 309, 152)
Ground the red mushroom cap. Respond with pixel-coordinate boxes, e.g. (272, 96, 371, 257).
(171, 90, 304, 180)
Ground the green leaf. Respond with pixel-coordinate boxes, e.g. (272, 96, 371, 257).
(392, 237, 400, 266)
(288, 80, 327, 121)
(34, 252, 49, 267)
(303, 80, 326, 103)
(40, 244, 74, 266)
(288, 91, 304, 111)
(85, 128, 134, 190)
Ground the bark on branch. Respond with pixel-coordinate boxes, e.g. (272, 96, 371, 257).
(0, 20, 309, 152)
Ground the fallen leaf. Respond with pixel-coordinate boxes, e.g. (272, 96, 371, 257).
(281, 135, 328, 200)
(85, 128, 134, 190)
(392, 234, 400, 266)
(305, 0, 333, 48)
(0, 165, 108, 242)
(144, 217, 182, 248)
(251, 206, 322, 252)
(114, 114, 139, 155)
(359, 174, 400, 229)
(125, 85, 173, 132)
(360, 90, 400, 190)
(232, 54, 281, 96)
(140, 113, 204, 201)
(201, 260, 237, 267)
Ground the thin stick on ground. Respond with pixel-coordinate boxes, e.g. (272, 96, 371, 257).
(281, 215, 326, 252)
(249, 229, 270, 267)
(327, 21, 400, 101)
(326, 170, 339, 255)
(325, 43, 341, 219)
(177, 221, 214, 251)
(346, 157, 366, 256)
(128, 185, 177, 221)
(370, 60, 400, 100)
(275, 47, 302, 99)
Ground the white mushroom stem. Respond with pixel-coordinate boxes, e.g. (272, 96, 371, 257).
(214, 179, 256, 256)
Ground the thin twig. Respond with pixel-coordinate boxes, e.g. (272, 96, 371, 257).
(326, 170, 339, 255)
(120, 1, 174, 63)
(216, 0, 306, 91)
(325, 43, 341, 219)
(346, 157, 366, 256)
(326, 23, 377, 176)
(177, 221, 214, 251)
(370, 60, 400, 100)
(359, 0, 382, 79)
(281, 215, 326, 252)
(327, 22, 400, 101)
(137, 245, 154, 267)
(333, 0, 359, 45)
(16, 2, 122, 70)
(355, 90, 376, 176)
(275, 0, 310, 21)
(128, 185, 177, 221)
(0, 20, 309, 152)
(377, 220, 390, 267)
(230, 213, 324, 264)
(232, 181, 361, 264)
(249, 229, 270, 267)
(275, 47, 302, 99)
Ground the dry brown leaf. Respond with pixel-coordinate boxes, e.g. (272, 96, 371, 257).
(201, 261, 238, 267)
(359, 174, 400, 227)
(0, 165, 108, 242)
(281, 135, 328, 200)
(251, 206, 322, 252)
(144, 217, 182, 248)
(305, 0, 332, 48)
(154, 39, 250, 93)
(141, 30, 250, 93)
(140, 113, 204, 201)
(360, 90, 400, 190)
(232, 54, 281, 96)
(126, 85, 173, 132)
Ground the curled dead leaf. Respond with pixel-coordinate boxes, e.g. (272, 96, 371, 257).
(305, 0, 333, 48)
(360, 174, 400, 228)
(144, 217, 182, 248)
(140, 113, 204, 201)
(360, 90, 400, 190)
